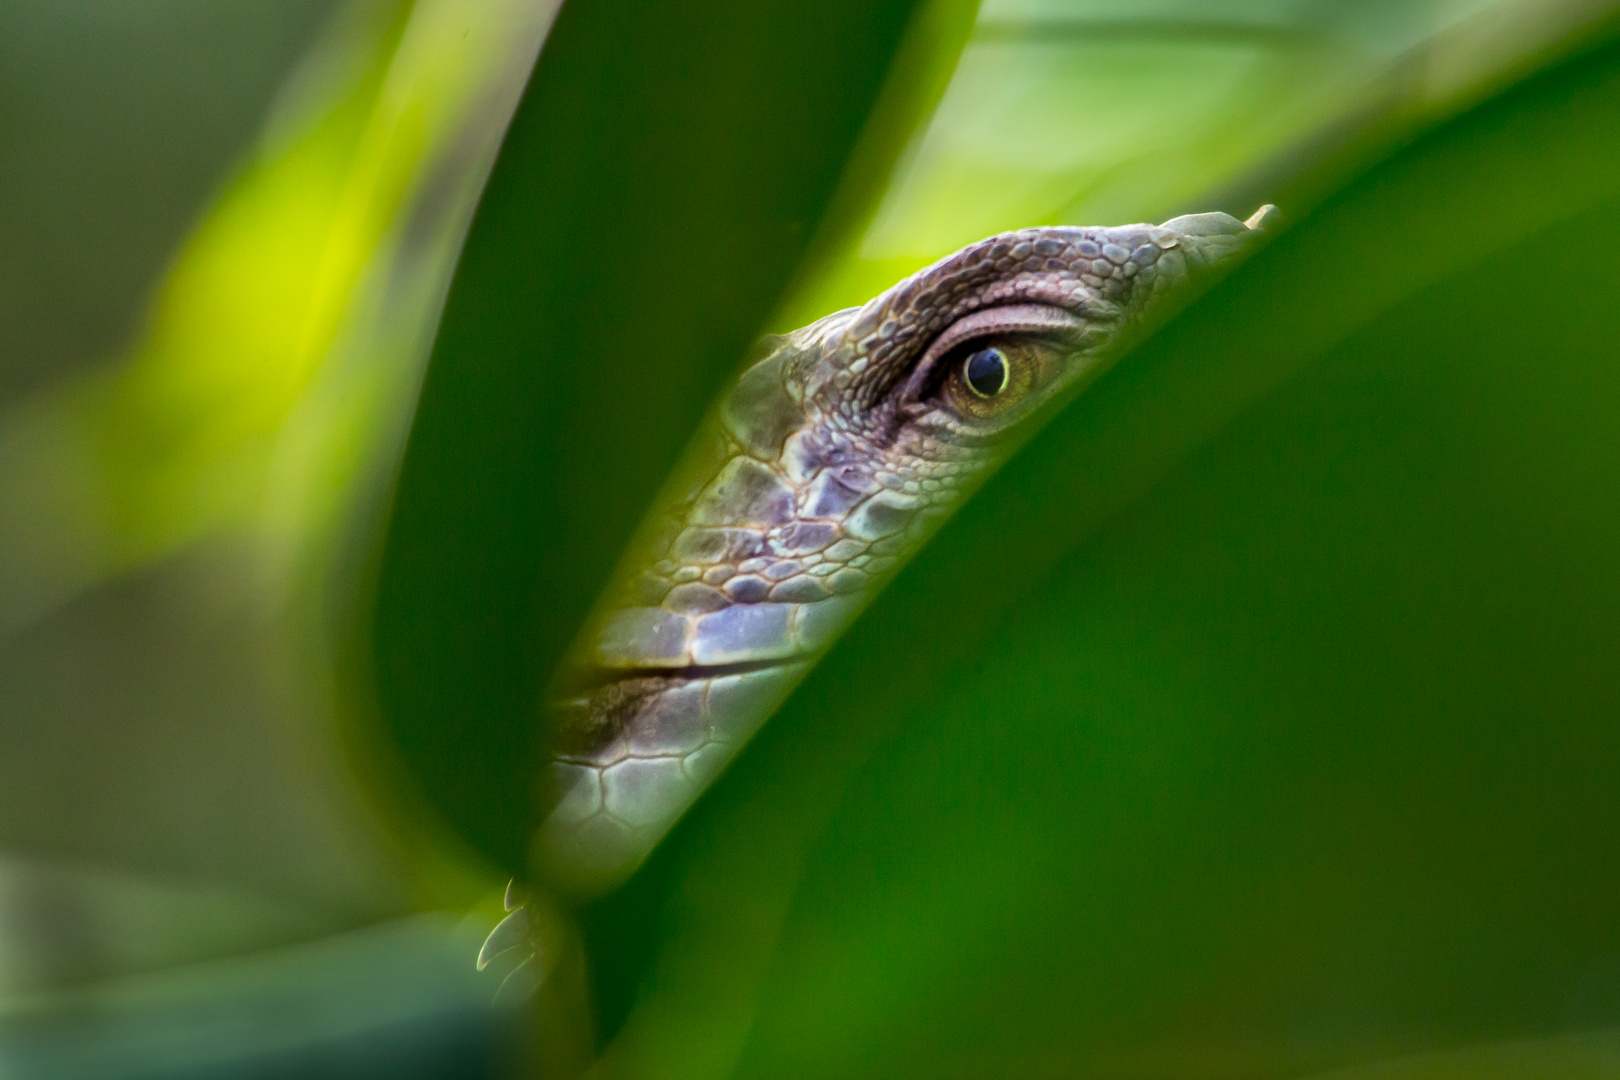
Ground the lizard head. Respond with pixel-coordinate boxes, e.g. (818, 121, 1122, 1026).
(534, 207, 1274, 898)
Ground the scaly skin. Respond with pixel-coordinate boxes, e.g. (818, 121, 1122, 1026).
(481, 207, 1274, 989)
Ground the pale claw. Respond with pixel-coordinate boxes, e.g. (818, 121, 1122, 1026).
(1245, 203, 1280, 231)
(477, 904, 532, 970)
(496, 955, 543, 1005)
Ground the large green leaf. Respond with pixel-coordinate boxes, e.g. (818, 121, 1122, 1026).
(587, 23, 1620, 1079)
(372, 0, 968, 874)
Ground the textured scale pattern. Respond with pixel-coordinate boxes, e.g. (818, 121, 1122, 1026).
(511, 208, 1273, 905)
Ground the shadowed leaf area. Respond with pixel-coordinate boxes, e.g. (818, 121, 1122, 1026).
(584, 25, 1620, 1079)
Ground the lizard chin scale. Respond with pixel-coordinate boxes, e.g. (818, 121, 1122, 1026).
(690, 603, 797, 665)
(534, 661, 810, 899)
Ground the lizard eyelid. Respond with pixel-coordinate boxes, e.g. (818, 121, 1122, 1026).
(897, 303, 1088, 408)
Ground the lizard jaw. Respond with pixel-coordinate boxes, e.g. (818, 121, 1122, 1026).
(536, 656, 814, 899)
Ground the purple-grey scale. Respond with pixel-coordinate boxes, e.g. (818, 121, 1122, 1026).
(530, 209, 1271, 898)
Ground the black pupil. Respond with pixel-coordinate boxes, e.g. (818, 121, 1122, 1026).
(964, 346, 1008, 397)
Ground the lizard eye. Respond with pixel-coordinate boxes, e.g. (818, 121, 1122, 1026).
(899, 304, 1086, 428)
(963, 347, 1009, 397)
(939, 336, 1044, 422)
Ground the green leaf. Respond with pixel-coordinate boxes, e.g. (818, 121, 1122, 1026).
(592, 23, 1620, 1078)
(372, 0, 968, 875)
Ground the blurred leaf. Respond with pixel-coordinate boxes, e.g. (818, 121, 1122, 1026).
(0, 0, 547, 635)
(592, 18, 1620, 1079)
(0, 0, 552, 996)
(779, 0, 1620, 328)
(0, 916, 508, 1079)
(372, 0, 976, 874)
(0, 0, 341, 405)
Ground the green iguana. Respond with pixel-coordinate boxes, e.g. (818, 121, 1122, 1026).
(480, 206, 1275, 1029)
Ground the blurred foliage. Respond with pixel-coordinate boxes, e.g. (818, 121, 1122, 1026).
(0, 0, 340, 404)
(0, 0, 552, 1029)
(3, 0, 1620, 1076)
(0, 918, 509, 1079)
(775, 0, 1619, 325)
